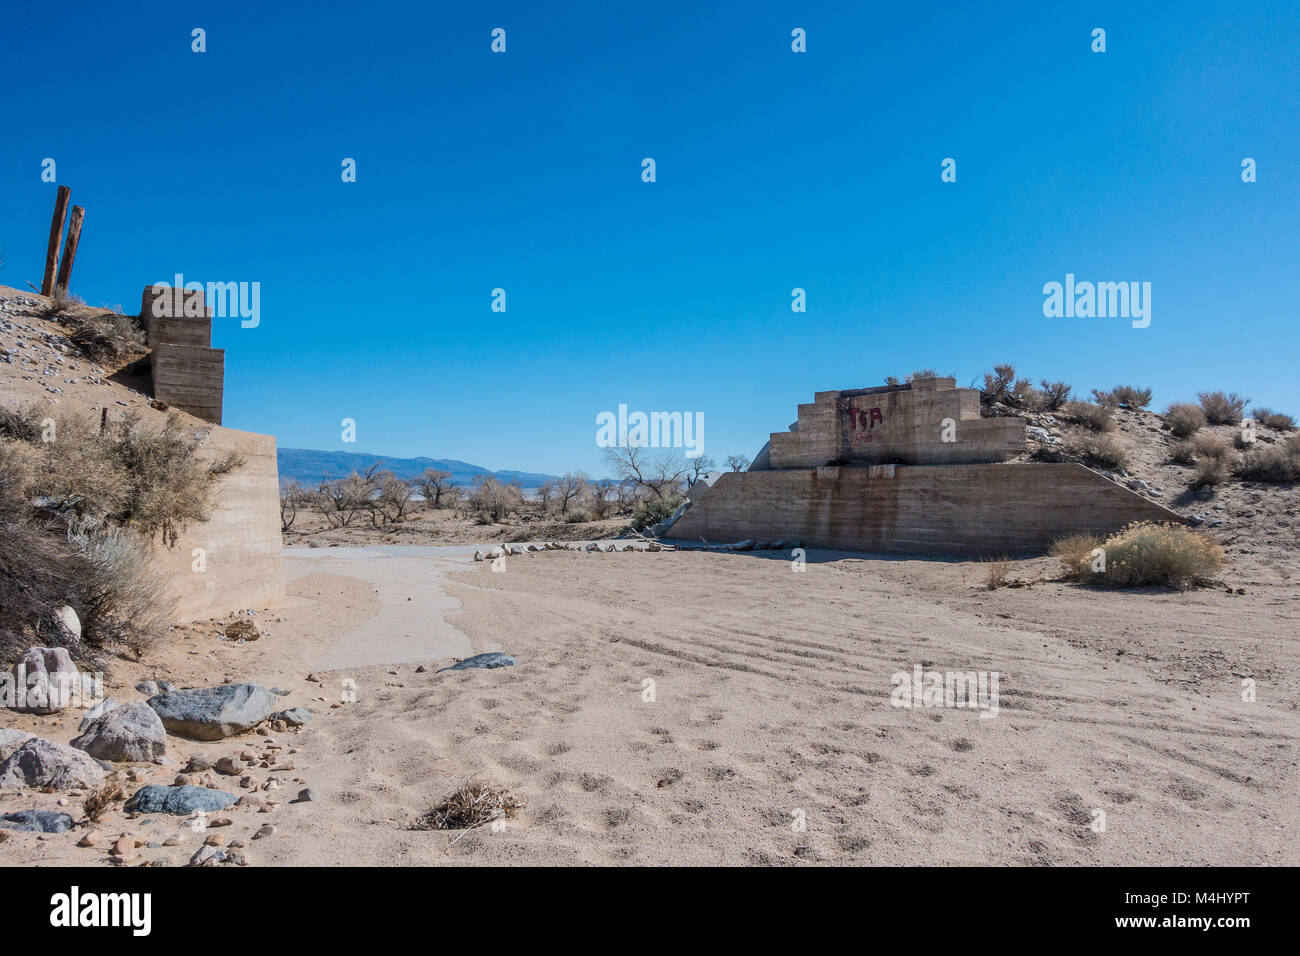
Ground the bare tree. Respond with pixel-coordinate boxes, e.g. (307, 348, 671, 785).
(470, 475, 523, 522)
(603, 445, 687, 500)
(414, 468, 454, 509)
(373, 472, 416, 524)
(726, 454, 751, 472)
(589, 478, 615, 518)
(687, 455, 716, 487)
(279, 480, 305, 532)
(536, 479, 556, 512)
(556, 471, 587, 514)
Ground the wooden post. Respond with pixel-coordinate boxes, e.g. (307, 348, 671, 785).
(54, 205, 85, 294)
(41, 185, 71, 296)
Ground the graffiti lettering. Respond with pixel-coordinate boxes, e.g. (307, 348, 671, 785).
(848, 407, 883, 430)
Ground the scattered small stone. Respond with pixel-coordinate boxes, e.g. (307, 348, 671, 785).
(253, 824, 276, 840)
(296, 788, 317, 803)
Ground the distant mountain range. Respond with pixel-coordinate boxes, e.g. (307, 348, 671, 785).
(276, 448, 559, 490)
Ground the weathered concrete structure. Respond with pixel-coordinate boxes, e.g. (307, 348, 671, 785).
(135, 285, 281, 617)
(667, 378, 1180, 556)
(156, 426, 285, 621)
(139, 285, 225, 425)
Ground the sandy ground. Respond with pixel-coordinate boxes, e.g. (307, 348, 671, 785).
(5, 541, 1295, 867)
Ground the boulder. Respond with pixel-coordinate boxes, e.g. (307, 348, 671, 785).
(0, 737, 106, 790)
(71, 701, 167, 762)
(51, 606, 81, 640)
(78, 696, 120, 732)
(8, 647, 82, 714)
(135, 681, 159, 695)
(271, 707, 312, 726)
(0, 728, 35, 762)
(122, 784, 238, 815)
(437, 652, 518, 673)
(0, 809, 75, 833)
(146, 683, 277, 740)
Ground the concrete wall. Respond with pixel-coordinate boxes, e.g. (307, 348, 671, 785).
(768, 378, 1024, 468)
(140, 286, 224, 425)
(150, 425, 284, 621)
(150, 344, 225, 425)
(666, 463, 1181, 557)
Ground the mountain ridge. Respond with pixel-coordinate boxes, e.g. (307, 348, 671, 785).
(276, 447, 559, 490)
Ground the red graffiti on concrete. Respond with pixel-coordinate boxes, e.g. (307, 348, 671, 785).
(846, 406, 884, 444)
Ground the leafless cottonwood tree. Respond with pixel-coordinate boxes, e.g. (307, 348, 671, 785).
(726, 454, 751, 472)
(414, 468, 455, 509)
(603, 445, 687, 500)
(555, 471, 588, 514)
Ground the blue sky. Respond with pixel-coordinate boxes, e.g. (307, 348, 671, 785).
(3, 1, 1297, 476)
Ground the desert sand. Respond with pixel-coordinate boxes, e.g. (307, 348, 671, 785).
(5, 539, 1296, 866)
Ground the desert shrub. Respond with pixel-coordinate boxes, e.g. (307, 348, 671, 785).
(1038, 380, 1072, 411)
(1052, 522, 1223, 589)
(565, 510, 596, 523)
(72, 523, 173, 658)
(1067, 432, 1128, 470)
(981, 364, 1017, 404)
(906, 369, 947, 382)
(1010, 378, 1045, 410)
(63, 309, 146, 364)
(1251, 407, 1295, 430)
(0, 406, 41, 442)
(1061, 401, 1114, 432)
(1092, 385, 1153, 409)
(1166, 403, 1206, 438)
(1198, 391, 1249, 425)
(1170, 441, 1195, 465)
(108, 413, 242, 541)
(1190, 455, 1231, 489)
(1190, 433, 1232, 461)
(1235, 437, 1300, 483)
(629, 494, 685, 532)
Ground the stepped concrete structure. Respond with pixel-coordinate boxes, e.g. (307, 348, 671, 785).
(135, 284, 281, 618)
(139, 285, 225, 425)
(667, 378, 1180, 556)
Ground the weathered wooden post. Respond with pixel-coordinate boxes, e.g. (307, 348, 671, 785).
(54, 205, 86, 294)
(41, 185, 71, 296)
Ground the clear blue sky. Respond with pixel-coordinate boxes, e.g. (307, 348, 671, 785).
(4, 1, 1297, 476)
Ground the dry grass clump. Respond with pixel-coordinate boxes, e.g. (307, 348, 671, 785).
(83, 776, 125, 824)
(1251, 407, 1295, 431)
(1061, 401, 1115, 432)
(1051, 522, 1224, 589)
(1166, 403, 1206, 438)
(1198, 391, 1249, 425)
(1170, 441, 1195, 464)
(1066, 432, 1129, 470)
(1235, 436, 1300, 483)
(982, 556, 1012, 590)
(1092, 385, 1152, 409)
(413, 779, 527, 831)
